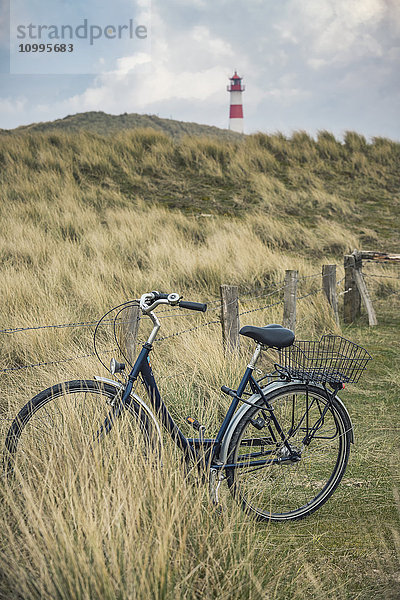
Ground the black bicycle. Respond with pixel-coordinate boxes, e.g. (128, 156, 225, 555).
(4, 291, 372, 521)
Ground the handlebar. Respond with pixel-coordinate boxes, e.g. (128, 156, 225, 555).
(178, 300, 207, 312)
(140, 291, 207, 313)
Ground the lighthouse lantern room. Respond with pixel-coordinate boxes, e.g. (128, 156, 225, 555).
(227, 71, 245, 133)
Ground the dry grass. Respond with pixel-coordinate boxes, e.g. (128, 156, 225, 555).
(0, 128, 399, 599)
(1, 127, 399, 246)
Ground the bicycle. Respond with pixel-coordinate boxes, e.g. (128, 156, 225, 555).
(4, 291, 372, 521)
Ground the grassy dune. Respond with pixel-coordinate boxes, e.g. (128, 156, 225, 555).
(1, 110, 241, 140)
(0, 126, 399, 599)
(1, 127, 399, 244)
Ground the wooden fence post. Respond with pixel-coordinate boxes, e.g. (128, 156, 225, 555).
(353, 269, 378, 326)
(352, 250, 377, 327)
(120, 304, 140, 364)
(283, 270, 298, 332)
(220, 284, 240, 353)
(343, 254, 361, 323)
(322, 264, 339, 326)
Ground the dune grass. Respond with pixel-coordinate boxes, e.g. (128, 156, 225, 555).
(1, 302, 399, 600)
(1, 127, 399, 248)
(0, 126, 399, 599)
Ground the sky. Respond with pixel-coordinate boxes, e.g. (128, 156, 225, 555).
(0, 0, 399, 139)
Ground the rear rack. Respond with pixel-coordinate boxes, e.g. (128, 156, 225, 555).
(276, 335, 372, 385)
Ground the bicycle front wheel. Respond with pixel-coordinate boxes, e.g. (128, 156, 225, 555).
(226, 384, 352, 521)
(4, 379, 161, 483)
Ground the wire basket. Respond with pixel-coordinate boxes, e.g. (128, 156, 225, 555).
(277, 335, 372, 385)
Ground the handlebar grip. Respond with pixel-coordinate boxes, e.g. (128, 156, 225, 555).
(178, 300, 207, 312)
(152, 291, 169, 300)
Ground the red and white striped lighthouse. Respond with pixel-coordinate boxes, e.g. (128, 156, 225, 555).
(227, 71, 245, 133)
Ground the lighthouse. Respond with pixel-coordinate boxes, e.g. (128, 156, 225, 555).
(227, 71, 245, 133)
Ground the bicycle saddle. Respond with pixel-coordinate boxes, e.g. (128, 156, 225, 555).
(239, 323, 295, 348)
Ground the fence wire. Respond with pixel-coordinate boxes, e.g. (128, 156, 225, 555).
(0, 349, 116, 374)
(0, 319, 116, 335)
(0, 271, 335, 373)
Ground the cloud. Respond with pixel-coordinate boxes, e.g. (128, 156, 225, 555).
(0, 0, 399, 138)
(191, 25, 232, 57)
(56, 17, 235, 116)
(277, 0, 397, 66)
(64, 62, 229, 113)
(112, 53, 152, 80)
(0, 97, 27, 115)
(170, 0, 208, 7)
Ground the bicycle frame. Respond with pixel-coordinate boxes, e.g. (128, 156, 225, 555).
(98, 300, 343, 472)
(118, 342, 254, 460)
(101, 339, 298, 471)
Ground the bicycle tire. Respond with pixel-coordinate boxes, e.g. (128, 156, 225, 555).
(4, 379, 161, 481)
(226, 384, 352, 521)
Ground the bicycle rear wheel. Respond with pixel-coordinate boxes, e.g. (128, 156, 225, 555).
(4, 380, 161, 483)
(226, 384, 352, 521)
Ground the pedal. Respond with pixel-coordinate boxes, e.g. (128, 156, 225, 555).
(221, 385, 237, 398)
(209, 468, 222, 506)
(186, 416, 203, 432)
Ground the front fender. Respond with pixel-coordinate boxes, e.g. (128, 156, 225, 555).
(94, 376, 163, 444)
(218, 380, 354, 464)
